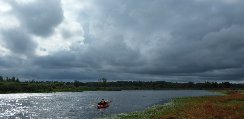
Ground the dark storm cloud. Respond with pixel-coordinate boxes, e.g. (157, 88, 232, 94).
(1, 28, 37, 55)
(75, 0, 244, 81)
(0, 54, 33, 80)
(10, 0, 63, 37)
(0, 56, 20, 68)
(1, 0, 244, 82)
(32, 36, 142, 71)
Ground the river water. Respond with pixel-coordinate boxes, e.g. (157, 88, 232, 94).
(0, 90, 216, 119)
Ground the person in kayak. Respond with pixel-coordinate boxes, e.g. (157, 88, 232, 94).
(98, 99, 108, 106)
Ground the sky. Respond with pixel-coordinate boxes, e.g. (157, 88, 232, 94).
(0, 0, 244, 82)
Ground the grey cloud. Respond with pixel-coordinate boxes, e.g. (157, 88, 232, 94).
(0, 56, 21, 68)
(1, 0, 244, 82)
(1, 28, 37, 55)
(33, 35, 142, 70)
(10, 0, 63, 37)
(0, 55, 32, 79)
(31, 0, 244, 81)
(76, 0, 244, 81)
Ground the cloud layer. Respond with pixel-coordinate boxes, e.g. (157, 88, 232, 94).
(0, 0, 244, 82)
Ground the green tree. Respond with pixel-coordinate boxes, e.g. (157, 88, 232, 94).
(0, 76, 3, 81)
(16, 78, 20, 82)
(74, 80, 80, 87)
(222, 82, 231, 88)
(6, 77, 10, 81)
(101, 78, 107, 89)
(11, 77, 16, 82)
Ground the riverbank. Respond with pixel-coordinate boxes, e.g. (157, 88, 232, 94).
(105, 90, 244, 119)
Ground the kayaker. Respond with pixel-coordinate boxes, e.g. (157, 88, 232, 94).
(98, 99, 107, 106)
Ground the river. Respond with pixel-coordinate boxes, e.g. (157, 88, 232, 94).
(0, 90, 216, 119)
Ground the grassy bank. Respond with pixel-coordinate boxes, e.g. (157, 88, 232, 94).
(106, 90, 244, 119)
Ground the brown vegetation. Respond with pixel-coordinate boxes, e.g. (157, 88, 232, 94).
(157, 91, 244, 119)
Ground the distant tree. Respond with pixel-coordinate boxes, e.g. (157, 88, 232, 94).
(66, 82, 71, 85)
(74, 80, 80, 87)
(0, 76, 3, 81)
(101, 78, 107, 89)
(187, 82, 194, 88)
(98, 78, 102, 87)
(222, 82, 231, 88)
(6, 77, 10, 81)
(11, 77, 16, 82)
(16, 78, 20, 82)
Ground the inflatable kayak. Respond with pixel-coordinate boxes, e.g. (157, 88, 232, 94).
(97, 104, 109, 109)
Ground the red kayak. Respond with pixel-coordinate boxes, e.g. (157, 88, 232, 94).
(97, 101, 112, 109)
(97, 104, 109, 109)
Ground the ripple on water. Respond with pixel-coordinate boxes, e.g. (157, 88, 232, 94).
(0, 90, 217, 119)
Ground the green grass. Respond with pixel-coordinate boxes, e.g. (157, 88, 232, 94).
(101, 100, 180, 119)
(102, 90, 244, 119)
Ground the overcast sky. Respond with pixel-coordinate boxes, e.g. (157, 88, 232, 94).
(0, 0, 244, 82)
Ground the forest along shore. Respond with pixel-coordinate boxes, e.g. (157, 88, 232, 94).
(1, 76, 243, 93)
(104, 90, 244, 119)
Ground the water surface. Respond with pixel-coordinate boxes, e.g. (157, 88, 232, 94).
(0, 90, 216, 119)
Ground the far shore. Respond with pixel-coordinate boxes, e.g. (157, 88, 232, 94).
(0, 88, 239, 94)
(1, 78, 243, 94)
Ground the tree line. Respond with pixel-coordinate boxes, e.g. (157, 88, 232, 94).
(0, 76, 243, 93)
(0, 76, 20, 82)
